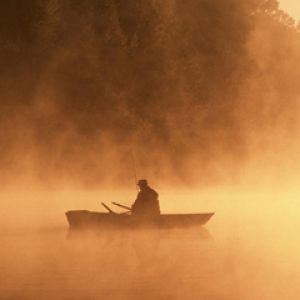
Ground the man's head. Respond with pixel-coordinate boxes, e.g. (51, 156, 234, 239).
(137, 179, 148, 190)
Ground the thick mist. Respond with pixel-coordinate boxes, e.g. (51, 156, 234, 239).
(1, 3, 300, 299)
(1, 0, 300, 187)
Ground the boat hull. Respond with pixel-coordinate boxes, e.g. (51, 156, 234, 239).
(65, 210, 214, 230)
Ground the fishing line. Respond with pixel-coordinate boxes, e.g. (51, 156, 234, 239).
(131, 148, 139, 192)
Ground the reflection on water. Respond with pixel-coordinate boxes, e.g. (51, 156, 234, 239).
(0, 228, 214, 300)
(1, 222, 299, 300)
(66, 226, 212, 240)
(0, 190, 300, 300)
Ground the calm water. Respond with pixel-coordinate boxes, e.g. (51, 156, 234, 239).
(0, 190, 299, 300)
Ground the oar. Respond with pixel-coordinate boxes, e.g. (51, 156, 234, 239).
(111, 202, 132, 211)
(101, 202, 115, 214)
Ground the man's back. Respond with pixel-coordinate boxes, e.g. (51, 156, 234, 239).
(132, 186, 160, 216)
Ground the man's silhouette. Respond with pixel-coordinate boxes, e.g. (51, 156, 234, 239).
(131, 179, 160, 216)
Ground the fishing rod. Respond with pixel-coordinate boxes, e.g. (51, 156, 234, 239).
(131, 149, 139, 192)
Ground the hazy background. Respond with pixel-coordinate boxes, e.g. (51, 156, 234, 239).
(1, 1, 300, 299)
(1, 0, 300, 188)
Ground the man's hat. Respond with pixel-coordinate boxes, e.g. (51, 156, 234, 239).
(137, 179, 148, 187)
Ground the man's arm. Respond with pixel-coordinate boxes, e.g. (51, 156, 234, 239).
(131, 192, 141, 213)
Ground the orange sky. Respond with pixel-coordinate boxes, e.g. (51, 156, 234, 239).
(280, 0, 300, 21)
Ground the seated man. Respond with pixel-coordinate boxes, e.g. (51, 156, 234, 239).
(131, 179, 160, 216)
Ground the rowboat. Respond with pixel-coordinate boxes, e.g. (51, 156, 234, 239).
(65, 210, 214, 231)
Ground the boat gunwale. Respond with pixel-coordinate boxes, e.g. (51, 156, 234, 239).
(66, 210, 215, 216)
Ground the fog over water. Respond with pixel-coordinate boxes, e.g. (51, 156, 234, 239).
(0, 188, 300, 299)
(1, 0, 300, 299)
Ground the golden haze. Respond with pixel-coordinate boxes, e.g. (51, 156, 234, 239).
(1, 1, 300, 299)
